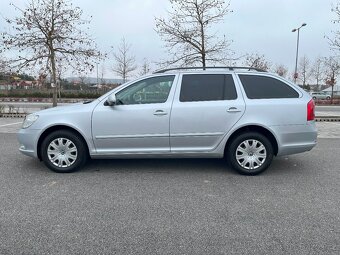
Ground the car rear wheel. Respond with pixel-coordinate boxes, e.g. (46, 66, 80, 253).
(227, 132, 273, 175)
(326, 96, 331, 100)
(41, 130, 87, 173)
(312, 96, 317, 100)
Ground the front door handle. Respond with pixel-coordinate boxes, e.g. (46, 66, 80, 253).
(153, 110, 168, 116)
(227, 107, 242, 113)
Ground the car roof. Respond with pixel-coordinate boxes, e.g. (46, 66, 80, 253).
(153, 66, 266, 75)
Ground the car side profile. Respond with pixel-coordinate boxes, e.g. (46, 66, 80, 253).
(310, 92, 331, 100)
(18, 67, 317, 175)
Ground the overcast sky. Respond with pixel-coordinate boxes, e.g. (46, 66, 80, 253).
(0, 0, 337, 78)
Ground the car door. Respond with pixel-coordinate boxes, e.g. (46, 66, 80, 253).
(92, 75, 177, 154)
(170, 73, 245, 152)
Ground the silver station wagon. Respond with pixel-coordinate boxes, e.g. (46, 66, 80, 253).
(18, 67, 317, 175)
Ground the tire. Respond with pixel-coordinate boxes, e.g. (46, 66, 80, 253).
(312, 97, 317, 100)
(41, 130, 88, 173)
(227, 132, 274, 175)
(326, 96, 331, 100)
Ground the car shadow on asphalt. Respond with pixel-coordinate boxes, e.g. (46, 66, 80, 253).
(83, 156, 306, 176)
(19, 155, 307, 176)
(85, 158, 231, 174)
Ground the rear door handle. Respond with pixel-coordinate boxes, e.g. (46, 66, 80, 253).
(153, 110, 168, 116)
(227, 107, 242, 113)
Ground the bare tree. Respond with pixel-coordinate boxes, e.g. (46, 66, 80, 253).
(0, 60, 5, 74)
(310, 57, 325, 91)
(155, 0, 233, 68)
(298, 55, 310, 86)
(37, 73, 47, 88)
(244, 53, 271, 71)
(329, 2, 340, 51)
(0, 55, 9, 74)
(112, 38, 137, 83)
(0, 56, 8, 91)
(139, 58, 151, 76)
(324, 56, 340, 103)
(78, 72, 87, 91)
(100, 63, 106, 85)
(55, 60, 68, 98)
(274, 64, 288, 77)
(1, 0, 101, 106)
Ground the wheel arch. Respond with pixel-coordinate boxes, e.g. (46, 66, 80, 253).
(224, 125, 279, 156)
(37, 125, 90, 160)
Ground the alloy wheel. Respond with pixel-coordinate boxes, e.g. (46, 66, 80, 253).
(47, 138, 78, 168)
(235, 139, 267, 170)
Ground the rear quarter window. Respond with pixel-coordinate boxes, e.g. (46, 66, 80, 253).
(238, 75, 299, 99)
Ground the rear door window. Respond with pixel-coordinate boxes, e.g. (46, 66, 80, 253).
(238, 75, 299, 99)
(180, 74, 237, 102)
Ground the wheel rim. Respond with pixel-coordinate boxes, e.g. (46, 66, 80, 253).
(47, 138, 78, 168)
(236, 139, 267, 170)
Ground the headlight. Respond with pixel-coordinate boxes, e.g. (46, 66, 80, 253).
(22, 114, 39, 129)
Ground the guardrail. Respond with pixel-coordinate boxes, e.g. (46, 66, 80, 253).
(315, 116, 340, 122)
(0, 113, 27, 118)
(0, 97, 85, 103)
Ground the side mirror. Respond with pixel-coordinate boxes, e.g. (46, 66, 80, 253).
(105, 94, 116, 106)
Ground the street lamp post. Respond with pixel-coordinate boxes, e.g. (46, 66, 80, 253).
(292, 23, 307, 83)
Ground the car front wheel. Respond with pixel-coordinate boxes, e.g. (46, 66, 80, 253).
(227, 132, 274, 175)
(41, 130, 87, 173)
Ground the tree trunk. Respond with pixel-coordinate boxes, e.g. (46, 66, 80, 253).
(331, 70, 335, 105)
(198, 5, 206, 70)
(200, 28, 206, 69)
(202, 53, 206, 69)
(50, 51, 58, 107)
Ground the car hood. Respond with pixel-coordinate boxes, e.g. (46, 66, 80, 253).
(34, 101, 97, 116)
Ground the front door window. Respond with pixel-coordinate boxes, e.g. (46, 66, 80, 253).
(116, 75, 175, 105)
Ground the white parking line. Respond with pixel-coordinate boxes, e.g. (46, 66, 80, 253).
(0, 122, 22, 127)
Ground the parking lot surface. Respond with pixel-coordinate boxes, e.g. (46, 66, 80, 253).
(0, 129, 339, 254)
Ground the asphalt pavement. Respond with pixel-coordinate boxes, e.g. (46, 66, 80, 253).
(0, 132, 339, 254)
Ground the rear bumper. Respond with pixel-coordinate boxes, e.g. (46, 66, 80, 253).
(277, 142, 316, 156)
(271, 122, 317, 156)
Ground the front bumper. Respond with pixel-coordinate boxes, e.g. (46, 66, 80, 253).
(17, 128, 41, 158)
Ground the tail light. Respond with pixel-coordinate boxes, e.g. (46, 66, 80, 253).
(307, 99, 315, 121)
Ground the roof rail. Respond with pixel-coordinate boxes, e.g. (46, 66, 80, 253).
(153, 66, 267, 74)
